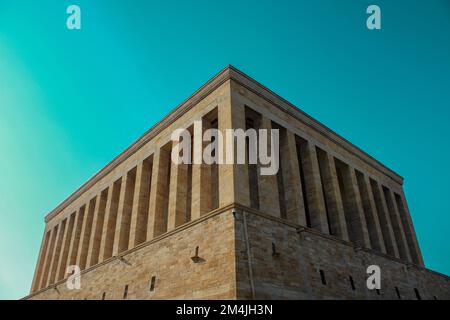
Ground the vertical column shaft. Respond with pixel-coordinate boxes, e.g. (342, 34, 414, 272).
(31, 229, 51, 292)
(344, 166, 371, 248)
(168, 158, 189, 230)
(99, 179, 121, 261)
(40, 225, 58, 289)
(87, 190, 108, 267)
(147, 145, 171, 239)
(218, 96, 250, 207)
(299, 141, 329, 233)
(56, 214, 75, 281)
(129, 157, 153, 248)
(383, 186, 412, 262)
(280, 130, 307, 225)
(77, 198, 96, 269)
(363, 175, 387, 253)
(257, 116, 281, 217)
(46, 223, 63, 287)
(317, 151, 349, 240)
(371, 180, 400, 258)
(191, 119, 212, 219)
(113, 168, 137, 255)
(67, 206, 85, 270)
(396, 191, 424, 266)
(39, 229, 56, 289)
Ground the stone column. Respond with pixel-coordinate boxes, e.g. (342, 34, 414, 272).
(67, 206, 85, 272)
(40, 225, 58, 289)
(168, 160, 189, 230)
(31, 229, 51, 292)
(300, 141, 329, 233)
(321, 153, 349, 240)
(38, 229, 56, 289)
(257, 116, 281, 217)
(129, 157, 153, 248)
(385, 188, 412, 262)
(281, 130, 307, 225)
(87, 191, 107, 268)
(56, 214, 75, 281)
(364, 175, 387, 253)
(77, 198, 96, 269)
(191, 119, 212, 219)
(99, 180, 121, 261)
(372, 181, 400, 258)
(46, 223, 63, 287)
(398, 191, 424, 266)
(147, 145, 171, 239)
(49, 219, 67, 284)
(113, 168, 136, 256)
(346, 168, 371, 248)
(218, 93, 251, 207)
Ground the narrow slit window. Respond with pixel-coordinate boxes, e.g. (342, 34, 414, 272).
(123, 285, 129, 299)
(101, 292, 106, 300)
(349, 276, 355, 291)
(395, 287, 401, 299)
(414, 288, 421, 300)
(149, 276, 156, 292)
(319, 270, 326, 285)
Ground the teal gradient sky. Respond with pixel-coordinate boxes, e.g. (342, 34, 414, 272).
(1, 1, 449, 299)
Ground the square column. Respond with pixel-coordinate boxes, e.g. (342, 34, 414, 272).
(99, 179, 122, 261)
(363, 175, 387, 254)
(384, 187, 412, 262)
(87, 190, 108, 268)
(113, 168, 137, 256)
(46, 223, 62, 287)
(39, 227, 57, 289)
(371, 180, 400, 258)
(76, 198, 96, 269)
(318, 151, 349, 240)
(218, 94, 251, 207)
(299, 141, 329, 233)
(257, 116, 281, 217)
(191, 119, 212, 219)
(280, 130, 307, 225)
(147, 145, 171, 239)
(129, 157, 153, 248)
(30, 229, 51, 292)
(346, 168, 371, 248)
(397, 191, 424, 266)
(56, 214, 75, 281)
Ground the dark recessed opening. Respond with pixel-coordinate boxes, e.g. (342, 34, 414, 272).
(319, 270, 326, 285)
(349, 276, 355, 291)
(101, 292, 106, 300)
(395, 287, 401, 299)
(123, 285, 128, 299)
(376, 289, 381, 296)
(150, 276, 156, 292)
(414, 288, 421, 300)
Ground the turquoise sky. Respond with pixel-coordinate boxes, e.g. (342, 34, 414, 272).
(1, 1, 449, 299)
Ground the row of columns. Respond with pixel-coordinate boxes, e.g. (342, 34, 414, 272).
(32, 110, 222, 292)
(31, 101, 424, 292)
(239, 104, 423, 267)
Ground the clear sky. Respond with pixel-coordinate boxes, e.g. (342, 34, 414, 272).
(0, 0, 449, 299)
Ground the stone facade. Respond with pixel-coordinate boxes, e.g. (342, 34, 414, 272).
(25, 66, 450, 300)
